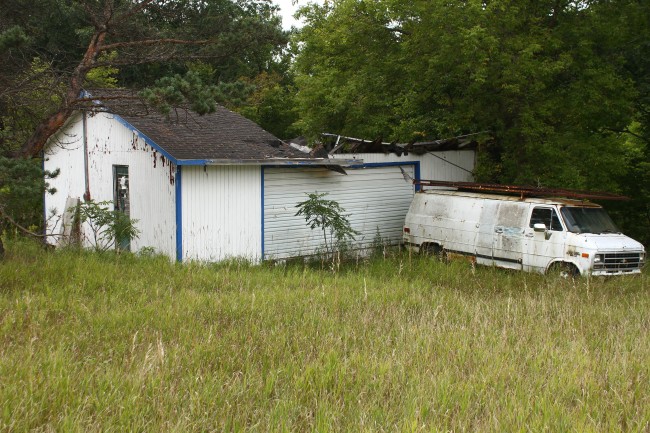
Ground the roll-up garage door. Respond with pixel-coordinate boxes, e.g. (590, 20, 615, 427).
(263, 164, 415, 259)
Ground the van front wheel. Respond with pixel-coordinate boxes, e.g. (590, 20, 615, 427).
(547, 262, 579, 278)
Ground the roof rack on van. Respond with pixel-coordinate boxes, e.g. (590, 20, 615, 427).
(414, 180, 628, 201)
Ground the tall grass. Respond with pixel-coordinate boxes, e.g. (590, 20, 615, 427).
(1, 239, 648, 432)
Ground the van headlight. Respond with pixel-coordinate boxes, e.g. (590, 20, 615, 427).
(594, 254, 603, 263)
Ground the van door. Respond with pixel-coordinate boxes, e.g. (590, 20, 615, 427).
(475, 200, 500, 266)
(523, 206, 566, 273)
(492, 202, 526, 270)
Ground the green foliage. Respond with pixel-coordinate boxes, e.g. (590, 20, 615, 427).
(140, 71, 220, 116)
(1, 0, 289, 155)
(0, 242, 648, 431)
(293, 1, 635, 185)
(0, 58, 66, 155)
(73, 200, 139, 252)
(84, 52, 119, 88)
(295, 192, 359, 253)
(236, 72, 300, 139)
(0, 156, 57, 234)
(0, 26, 29, 52)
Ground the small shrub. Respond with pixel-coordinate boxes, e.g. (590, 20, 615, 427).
(295, 192, 359, 256)
(72, 200, 139, 252)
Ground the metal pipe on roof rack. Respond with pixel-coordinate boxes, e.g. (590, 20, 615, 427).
(414, 179, 629, 201)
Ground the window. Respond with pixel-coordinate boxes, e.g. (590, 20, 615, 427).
(113, 165, 129, 215)
(560, 207, 620, 234)
(529, 207, 563, 231)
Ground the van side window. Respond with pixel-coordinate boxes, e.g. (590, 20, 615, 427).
(530, 207, 563, 231)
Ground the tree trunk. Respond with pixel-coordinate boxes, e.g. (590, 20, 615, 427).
(17, 28, 106, 159)
(17, 108, 75, 158)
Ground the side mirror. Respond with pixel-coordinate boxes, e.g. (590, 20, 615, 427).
(533, 223, 547, 232)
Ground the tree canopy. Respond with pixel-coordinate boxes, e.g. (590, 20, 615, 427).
(0, 0, 287, 158)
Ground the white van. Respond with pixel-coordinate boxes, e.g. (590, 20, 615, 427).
(403, 190, 646, 276)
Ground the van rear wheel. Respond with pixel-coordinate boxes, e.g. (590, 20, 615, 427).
(421, 243, 444, 260)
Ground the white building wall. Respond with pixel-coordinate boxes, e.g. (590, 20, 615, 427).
(332, 150, 476, 182)
(181, 165, 261, 262)
(44, 112, 177, 257)
(44, 113, 86, 243)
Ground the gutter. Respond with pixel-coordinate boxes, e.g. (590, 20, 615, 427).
(176, 158, 361, 166)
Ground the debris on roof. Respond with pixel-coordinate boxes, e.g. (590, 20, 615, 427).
(320, 132, 486, 155)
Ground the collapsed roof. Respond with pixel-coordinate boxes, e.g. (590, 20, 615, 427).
(319, 133, 483, 156)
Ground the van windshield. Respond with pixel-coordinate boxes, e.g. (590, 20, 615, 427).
(560, 207, 620, 234)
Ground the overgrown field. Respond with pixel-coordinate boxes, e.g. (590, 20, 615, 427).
(1, 241, 648, 432)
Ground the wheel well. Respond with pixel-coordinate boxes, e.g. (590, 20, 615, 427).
(546, 261, 580, 276)
(421, 242, 443, 255)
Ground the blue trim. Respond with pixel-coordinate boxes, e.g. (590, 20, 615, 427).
(260, 166, 265, 260)
(175, 165, 183, 262)
(112, 114, 178, 165)
(177, 159, 211, 166)
(414, 161, 421, 192)
(344, 161, 418, 170)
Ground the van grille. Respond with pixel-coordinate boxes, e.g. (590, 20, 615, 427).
(594, 252, 644, 272)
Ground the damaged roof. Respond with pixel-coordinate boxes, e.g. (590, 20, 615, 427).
(320, 133, 483, 155)
(84, 88, 310, 162)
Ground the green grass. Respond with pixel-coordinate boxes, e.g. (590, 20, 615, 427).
(1, 240, 648, 432)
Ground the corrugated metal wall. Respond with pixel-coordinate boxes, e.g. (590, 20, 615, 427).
(263, 165, 415, 259)
(44, 114, 86, 245)
(44, 112, 177, 257)
(182, 165, 261, 262)
(332, 150, 475, 182)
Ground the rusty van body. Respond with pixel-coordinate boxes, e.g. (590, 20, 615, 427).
(403, 190, 646, 276)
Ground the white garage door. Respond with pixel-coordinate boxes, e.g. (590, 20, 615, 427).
(263, 164, 415, 259)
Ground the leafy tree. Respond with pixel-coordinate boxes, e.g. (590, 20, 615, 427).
(295, 192, 359, 255)
(236, 71, 300, 139)
(0, 156, 58, 256)
(293, 0, 404, 140)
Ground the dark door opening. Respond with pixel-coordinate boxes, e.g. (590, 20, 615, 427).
(113, 165, 131, 251)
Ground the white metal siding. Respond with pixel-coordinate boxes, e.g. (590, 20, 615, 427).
(44, 114, 86, 244)
(182, 165, 261, 262)
(263, 165, 414, 259)
(332, 151, 475, 182)
(44, 112, 177, 257)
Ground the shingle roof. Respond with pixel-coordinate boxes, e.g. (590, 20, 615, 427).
(120, 107, 307, 161)
(85, 89, 308, 161)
